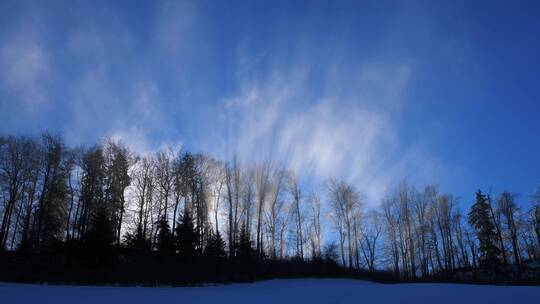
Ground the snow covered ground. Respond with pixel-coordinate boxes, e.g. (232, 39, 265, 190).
(2, 279, 539, 304)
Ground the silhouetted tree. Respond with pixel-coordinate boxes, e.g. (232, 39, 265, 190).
(497, 191, 521, 268)
(103, 140, 131, 246)
(235, 223, 257, 274)
(265, 168, 285, 260)
(323, 242, 339, 264)
(468, 190, 501, 270)
(175, 209, 197, 260)
(32, 134, 70, 252)
(225, 158, 242, 258)
(288, 171, 305, 260)
(488, 193, 508, 267)
(254, 162, 270, 257)
(77, 146, 106, 241)
(85, 206, 115, 263)
(308, 192, 322, 260)
(328, 178, 362, 269)
(360, 210, 382, 272)
(124, 225, 150, 252)
(132, 156, 154, 248)
(205, 230, 227, 260)
(531, 186, 540, 254)
(156, 216, 174, 255)
(0, 136, 28, 250)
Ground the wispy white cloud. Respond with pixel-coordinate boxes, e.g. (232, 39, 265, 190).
(65, 0, 202, 153)
(0, 34, 49, 115)
(60, 2, 191, 152)
(154, 0, 200, 56)
(65, 64, 177, 154)
(108, 81, 183, 155)
(214, 57, 439, 205)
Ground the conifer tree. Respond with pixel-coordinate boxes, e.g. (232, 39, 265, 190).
(468, 190, 501, 270)
(124, 225, 150, 252)
(236, 223, 256, 262)
(175, 209, 198, 260)
(205, 230, 227, 260)
(156, 216, 174, 255)
(85, 206, 115, 263)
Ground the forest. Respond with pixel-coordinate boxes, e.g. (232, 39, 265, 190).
(0, 133, 539, 285)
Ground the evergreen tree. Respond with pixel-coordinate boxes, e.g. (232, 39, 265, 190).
(124, 225, 150, 252)
(156, 216, 174, 255)
(175, 209, 197, 260)
(205, 230, 227, 260)
(236, 223, 256, 262)
(85, 206, 115, 263)
(468, 190, 501, 270)
(233, 223, 257, 279)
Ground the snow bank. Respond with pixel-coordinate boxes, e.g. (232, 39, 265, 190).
(2, 279, 539, 304)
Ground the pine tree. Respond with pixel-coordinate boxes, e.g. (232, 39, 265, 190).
(175, 209, 197, 260)
(468, 190, 501, 270)
(233, 223, 257, 279)
(85, 206, 115, 263)
(236, 223, 256, 262)
(205, 230, 227, 260)
(124, 225, 150, 252)
(156, 216, 174, 255)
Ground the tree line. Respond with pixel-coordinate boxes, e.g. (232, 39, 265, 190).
(0, 133, 539, 284)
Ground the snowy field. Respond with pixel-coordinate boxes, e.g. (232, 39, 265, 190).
(2, 279, 540, 304)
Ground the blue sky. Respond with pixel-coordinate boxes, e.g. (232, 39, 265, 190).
(1, 0, 539, 207)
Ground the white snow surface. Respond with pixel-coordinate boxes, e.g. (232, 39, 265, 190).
(2, 279, 539, 304)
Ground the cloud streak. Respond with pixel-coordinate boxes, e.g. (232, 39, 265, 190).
(213, 57, 439, 204)
(0, 13, 50, 118)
